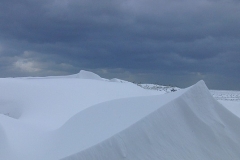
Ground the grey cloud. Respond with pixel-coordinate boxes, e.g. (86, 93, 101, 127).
(0, 0, 240, 90)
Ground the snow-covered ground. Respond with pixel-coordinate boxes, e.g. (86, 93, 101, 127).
(137, 83, 180, 93)
(0, 70, 240, 160)
(210, 90, 240, 101)
(210, 90, 240, 118)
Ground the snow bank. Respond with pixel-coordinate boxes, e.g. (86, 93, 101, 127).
(75, 70, 103, 80)
(1, 72, 240, 160)
(62, 81, 240, 160)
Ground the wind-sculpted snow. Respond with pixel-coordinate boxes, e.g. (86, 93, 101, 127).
(75, 70, 103, 80)
(49, 89, 185, 159)
(62, 81, 240, 160)
(0, 72, 240, 160)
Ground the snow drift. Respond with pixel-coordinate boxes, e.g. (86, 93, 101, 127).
(61, 81, 240, 160)
(75, 70, 103, 80)
(0, 71, 240, 160)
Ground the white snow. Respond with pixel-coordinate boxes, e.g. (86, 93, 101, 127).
(0, 70, 240, 160)
(218, 101, 240, 118)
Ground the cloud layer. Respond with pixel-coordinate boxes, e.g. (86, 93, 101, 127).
(0, 0, 240, 89)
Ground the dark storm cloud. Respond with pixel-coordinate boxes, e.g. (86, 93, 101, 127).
(0, 0, 240, 89)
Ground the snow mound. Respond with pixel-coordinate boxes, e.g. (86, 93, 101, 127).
(1, 75, 240, 160)
(15, 70, 131, 83)
(61, 80, 240, 160)
(75, 70, 103, 80)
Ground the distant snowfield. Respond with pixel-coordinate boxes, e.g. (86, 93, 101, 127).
(0, 70, 240, 160)
(210, 90, 240, 118)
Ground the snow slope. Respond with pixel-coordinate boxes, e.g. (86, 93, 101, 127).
(61, 81, 240, 160)
(0, 71, 240, 160)
(210, 90, 240, 118)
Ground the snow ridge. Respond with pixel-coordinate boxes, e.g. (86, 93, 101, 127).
(1, 72, 240, 160)
(75, 70, 103, 80)
(62, 80, 240, 160)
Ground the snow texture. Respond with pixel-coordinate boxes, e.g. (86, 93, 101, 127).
(0, 71, 240, 160)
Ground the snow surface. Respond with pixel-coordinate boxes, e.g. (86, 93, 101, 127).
(211, 90, 240, 101)
(1, 70, 240, 160)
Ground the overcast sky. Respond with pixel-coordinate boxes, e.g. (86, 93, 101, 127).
(0, 0, 240, 90)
